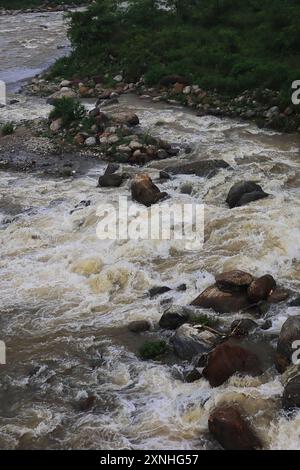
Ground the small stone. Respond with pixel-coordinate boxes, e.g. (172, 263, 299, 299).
(113, 75, 123, 83)
(85, 137, 96, 146)
(60, 80, 71, 88)
(50, 118, 63, 133)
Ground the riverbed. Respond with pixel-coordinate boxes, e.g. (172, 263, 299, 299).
(0, 10, 300, 450)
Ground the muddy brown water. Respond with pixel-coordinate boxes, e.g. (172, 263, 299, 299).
(0, 10, 300, 450)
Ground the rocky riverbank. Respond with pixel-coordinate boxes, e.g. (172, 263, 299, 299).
(24, 73, 300, 134)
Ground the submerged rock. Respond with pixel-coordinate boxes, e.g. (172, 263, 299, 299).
(131, 174, 168, 207)
(165, 159, 230, 178)
(226, 181, 269, 208)
(171, 324, 217, 360)
(149, 286, 171, 298)
(275, 316, 300, 373)
(208, 405, 262, 450)
(247, 275, 276, 303)
(203, 340, 262, 387)
(215, 270, 253, 293)
(128, 320, 151, 333)
(190, 285, 250, 313)
(282, 375, 300, 411)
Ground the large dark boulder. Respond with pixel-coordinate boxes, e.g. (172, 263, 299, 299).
(275, 316, 300, 373)
(131, 174, 168, 207)
(282, 375, 300, 411)
(247, 275, 276, 303)
(215, 270, 253, 293)
(203, 340, 262, 387)
(208, 405, 262, 450)
(226, 181, 269, 208)
(98, 173, 123, 187)
(190, 285, 251, 313)
(159, 305, 190, 330)
(165, 160, 230, 179)
(171, 324, 217, 360)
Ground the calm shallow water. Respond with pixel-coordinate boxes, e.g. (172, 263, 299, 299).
(0, 11, 300, 450)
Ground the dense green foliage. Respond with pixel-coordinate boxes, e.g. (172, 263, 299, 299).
(0, 0, 88, 9)
(49, 97, 86, 126)
(50, 0, 300, 97)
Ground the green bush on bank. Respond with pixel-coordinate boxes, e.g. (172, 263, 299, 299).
(49, 97, 86, 126)
(49, 0, 300, 105)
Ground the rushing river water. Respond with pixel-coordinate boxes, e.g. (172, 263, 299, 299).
(0, 11, 300, 450)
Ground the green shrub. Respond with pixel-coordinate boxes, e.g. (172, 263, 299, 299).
(0, 122, 14, 136)
(49, 97, 86, 127)
(139, 340, 168, 360)
(49, 0, 300, 98)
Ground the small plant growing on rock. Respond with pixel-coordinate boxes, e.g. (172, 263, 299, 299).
(49, 97, 86, 127)
(0, 122, 14, 136)
(139, 340, 168, 360)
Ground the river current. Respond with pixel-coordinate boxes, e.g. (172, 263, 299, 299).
(0, 10, 300, 450)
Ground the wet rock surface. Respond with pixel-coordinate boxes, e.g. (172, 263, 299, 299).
(208, 405, 262, 450)
(131, 174, 168, 207)
(226, 181, 269, 208)
(276, 316, 300, 373)
(203, 340, 262, 387)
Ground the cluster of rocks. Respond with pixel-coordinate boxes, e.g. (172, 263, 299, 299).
(126, 268, 300, 449)
(49, 101, 182, 165)
(26, 73, 300, 133)
(136, 75, 300, 133)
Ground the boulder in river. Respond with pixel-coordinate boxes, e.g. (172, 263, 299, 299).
(247, 275, 276, 303)
(190, 285, 250, 313)
(275, 315, 300, 373)
(208, 405, 262, 450)
(98, 173, 123, 187)
(131, 174, 168, 207)
(226, 181, 269, 208)
(215, 270, 253, 293)
(159, 305, 191, 330)
(230, 318, 258, 337)
(203, 340, 262, 387)
(149, 286, 171, 298)
(282, 375, 300, 411)
(171, 324, 217, 360)
(165, 159, 230, 179)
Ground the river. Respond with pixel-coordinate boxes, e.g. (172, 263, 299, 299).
(0, 10, 300, 450)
